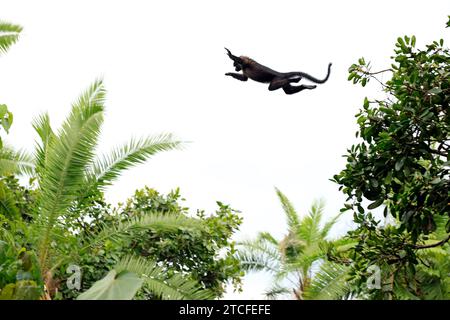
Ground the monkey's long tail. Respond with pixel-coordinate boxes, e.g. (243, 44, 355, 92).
(291, 63, 332, 84)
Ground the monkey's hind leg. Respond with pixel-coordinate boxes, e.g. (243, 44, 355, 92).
(268, 78, 290, 91)
(225, 73, 248, 81)
(282, 84, 316, 95)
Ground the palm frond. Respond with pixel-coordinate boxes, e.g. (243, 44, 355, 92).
(297, 199, 326, 245)
(0, 179, 19, 218)
(35, 80, 106, 269)
(0, 145, 34, 176)
(73, 78, 106, 111)
(116, 255, 214, 300)
(237, 238, 281, 273)
(303, 261, 350, 300)
(320, 212, 343, 240)
(0, 21, 22, 55)
(77, 269, 144, 300)
(32, 112, 55, 178)
(392, 280, 421, 300)
(237, 250, 280, 273)
(432, 215, 449, 239)
(280, 251, 323, 277)
(0, 223, 17, 247)
(264, 283, 291, 300)
(256, 231, 278, 245)
(83, 212, 203, 252)
(275, 188, 300, 231)
(83, 134, 181, 194)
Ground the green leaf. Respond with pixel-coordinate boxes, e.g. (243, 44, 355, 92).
(363, 97, 369, 108)
(361, 78, 367, 87)
(379, 107, 394, 115)
(411, 35, 416, 47)
(427, 87, 442, 95)
(395, 157, 406, 171)
(367, 198, 384, 210)
(0, 104, 7, 118)
(77, 270, 144, 300)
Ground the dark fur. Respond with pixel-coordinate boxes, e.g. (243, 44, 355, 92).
(225, 48, 332, 95)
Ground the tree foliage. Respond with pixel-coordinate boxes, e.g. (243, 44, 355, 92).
(237, 189, 350, 300)
(332, 18, 449, 299)
(62, 187, 243, 299)
(0, 80, 217, 300)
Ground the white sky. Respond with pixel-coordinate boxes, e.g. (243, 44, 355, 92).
(1, 0, 449, 299)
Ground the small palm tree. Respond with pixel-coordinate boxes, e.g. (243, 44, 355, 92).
(31, 80, 181, 277)
(237, 188, 350, 300)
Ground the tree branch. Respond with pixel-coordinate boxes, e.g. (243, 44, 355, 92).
(366, 69, 394, 76)
(414, 233, 450, 249)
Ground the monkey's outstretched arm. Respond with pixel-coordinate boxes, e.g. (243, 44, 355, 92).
(225, 72, 248, 81)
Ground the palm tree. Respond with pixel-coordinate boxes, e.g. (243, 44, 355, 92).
(1, 79, 213, 300)
(237, 188, 350, 300)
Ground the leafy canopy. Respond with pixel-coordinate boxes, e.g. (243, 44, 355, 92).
(332, 17, 449, 299)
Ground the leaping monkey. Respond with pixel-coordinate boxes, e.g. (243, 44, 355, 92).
(225, 48, 332, 95)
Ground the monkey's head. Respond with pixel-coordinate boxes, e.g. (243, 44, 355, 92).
(235, 56, 253, 71)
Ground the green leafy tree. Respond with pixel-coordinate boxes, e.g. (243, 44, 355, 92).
(237, 188, 350, 300)
(332, 17, 449, 299)
(59, 187, 243, 299)
(120, 188, 243, 298)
